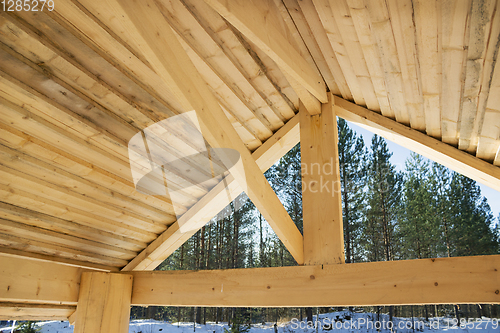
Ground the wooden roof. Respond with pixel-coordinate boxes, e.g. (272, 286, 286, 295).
(0, 0, 499, 271)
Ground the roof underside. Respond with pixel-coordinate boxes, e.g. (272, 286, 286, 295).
(0, 0, 499, 270)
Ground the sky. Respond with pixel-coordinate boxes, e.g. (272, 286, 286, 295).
(347, 121, 500, 220)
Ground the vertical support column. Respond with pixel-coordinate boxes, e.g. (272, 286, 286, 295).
(300, 93, 345, 265)
(74, 272, 133, 333)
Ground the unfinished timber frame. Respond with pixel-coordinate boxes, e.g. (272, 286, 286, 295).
(1, 0, 500, 331)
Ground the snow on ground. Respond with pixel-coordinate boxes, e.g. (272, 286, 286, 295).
(1, 311, 499, 332)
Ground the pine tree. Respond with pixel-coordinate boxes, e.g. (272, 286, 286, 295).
(363, 135, 402, 262)
(337, 119, 366, 263)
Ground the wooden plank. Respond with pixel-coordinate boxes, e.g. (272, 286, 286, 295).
(180, 0, 297, 120)
(311, 0, 366, 106)
(114, 0, 304, 264)
(462, 0, 500, 153)
(0, 255, 84, 305)
(413, 0, 442, 138)
(129, 255, 500, 306)
(300, 96, 344, 265)
(0, 248, 118, 272)
(360, 0, 411, 125)
(295, 0, 353, 100)
(439, 0, 471, 145)
(0, 302, 76, 320)
(327, 0, 380, 112)
(202, 0, 327, 104)
(333, 96, 500, 191)
(123, 113, 301, 271)
(345, 0, 391, 115)
(74, 272, 132, 333)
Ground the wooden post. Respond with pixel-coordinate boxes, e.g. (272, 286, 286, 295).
(74, 272, 133, 333)
(300, 93, 345, 265)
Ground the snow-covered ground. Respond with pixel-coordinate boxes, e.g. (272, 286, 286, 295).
(1, 311, 498, 332)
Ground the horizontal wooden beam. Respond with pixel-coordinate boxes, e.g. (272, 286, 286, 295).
(129, 255, 500, 307)
(333, 96, 500, 191)
(0, 302, 76, 320)
(0, 255, 84, 305)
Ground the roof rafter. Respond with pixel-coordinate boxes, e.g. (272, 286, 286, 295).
(334, 96, 500, 191)
(115, 0, 304, 264)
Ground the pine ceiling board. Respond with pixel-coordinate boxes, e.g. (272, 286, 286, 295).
(4, 10, 182, 121)
(0, 232, 129, 267)
(312, 0, 366, 106)
(296, 0, 353, 101)
(363, 0, 411, 125)
(175, 34, 275, 141)
(465, 0, 500, 154)
(413, 0, 442, 138)
(0, 183, 158, 243)
(440, 0, 471, 145)
(345, 0, 391, 114)
(459, 0, 498, 150)
(0, 218, 136, 260)
(0, 202, 147, 252)
(385, 0, 426, 131)
(0, 166, 167, 234)
(0, 123, 177, 222)
(156, 0, 285, 134)
(49, 1, 185, 115)
(328, 0, 380, 112)
(173, 0, 298, 122)
(0, 145, 172, 223)
(477, 47, 500, 161)
(281, 0, 340, 96)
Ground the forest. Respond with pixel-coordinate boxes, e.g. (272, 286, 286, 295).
(131, 120, 500, 326)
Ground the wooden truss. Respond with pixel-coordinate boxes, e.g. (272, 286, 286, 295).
(0, 0, 499, 332)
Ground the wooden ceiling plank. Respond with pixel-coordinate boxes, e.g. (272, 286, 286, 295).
(465, 1, 500, 154)
(181, 0, 297, 121)
(0, 165, 167, 234)
(280, 0, 340, 96)
(158, 0, 284, 132)
(0, 202, 147, 252)
(459, 0, 497, 150)
(334, 96, 500, 191)
(0, 218, 136, 260)
(130, 255, 500, 306)
(360, 0, 411, 125)
(113, 0, 304, 264)
(327, 0, 380, 112)
(413, 0, 442, 138)
(123, 113, 301, 271)
(202, 0, 327, 105)
(477, 56, 500, 161)
(440, 0, 471, 145)
(0, 249, 118, 272)
(295, 0, 353, 100)
(312, 0, 366, 106)
(0, 143, 173, 223)
(344, 0, 391, 115)
(0, 123, 176, 224)
(0, 184, 158, 243)
(0, 232, 129, 267)
(50, 0, 262, 147)
(0, 48, 216, 200)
